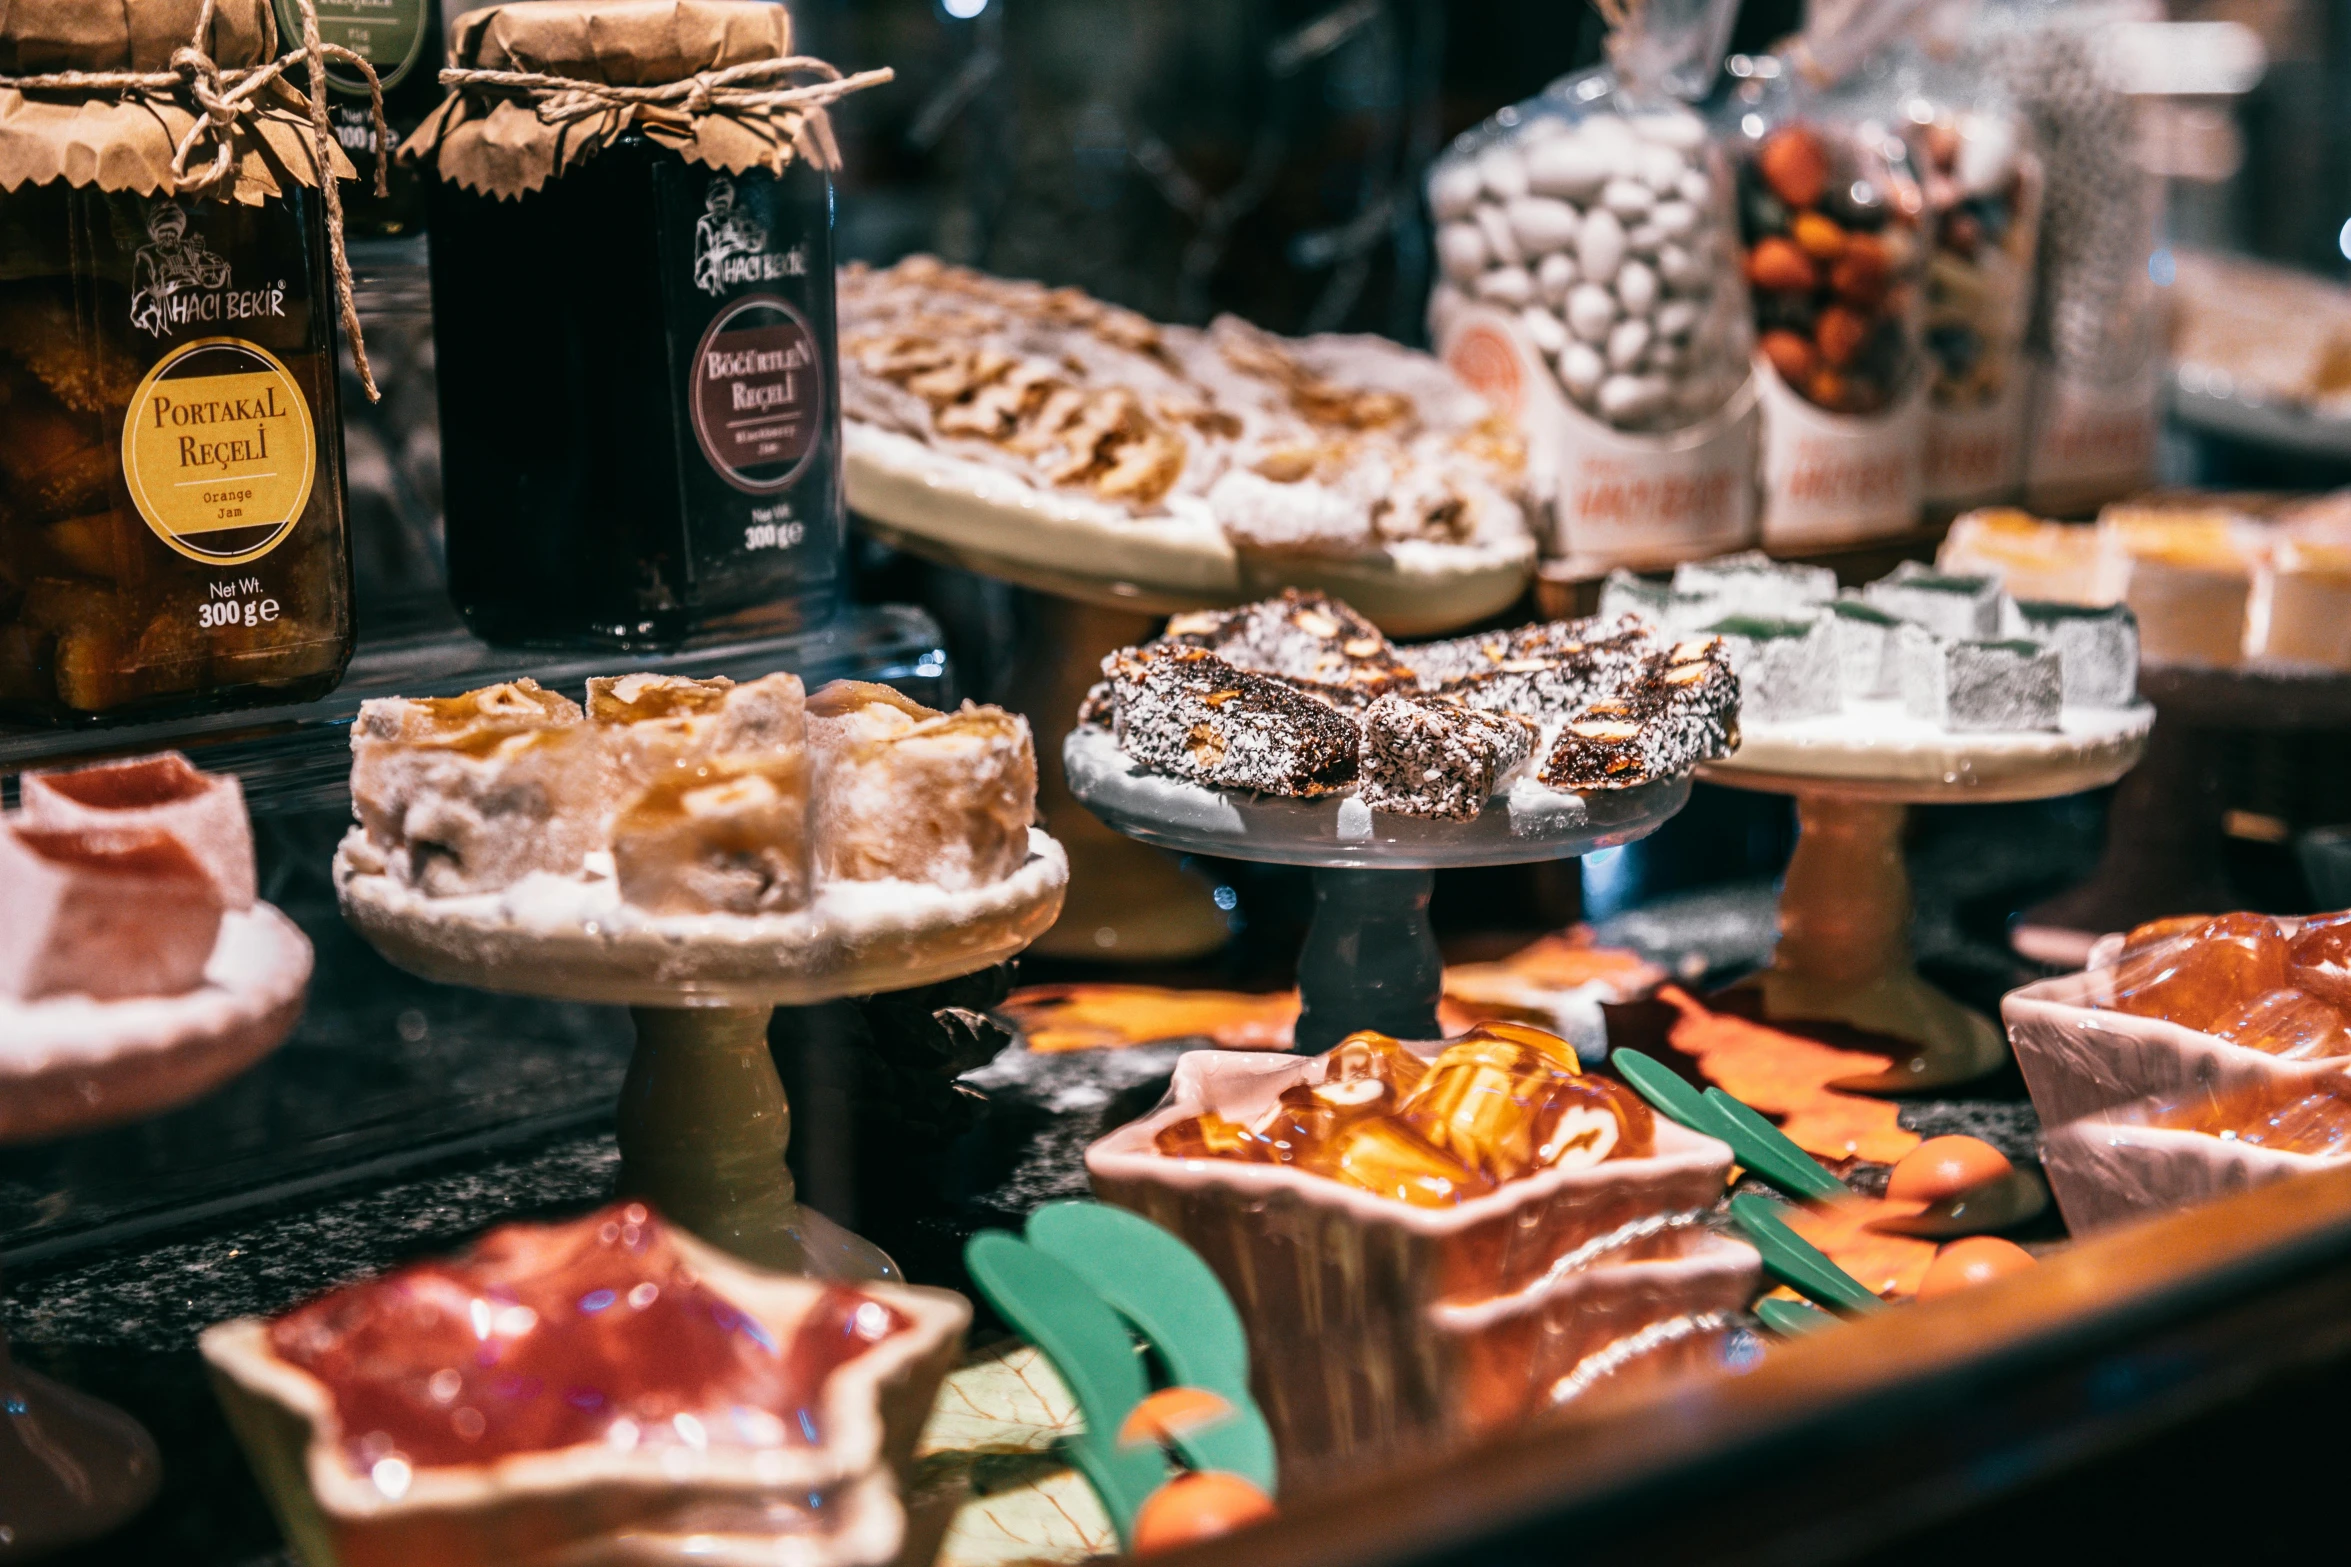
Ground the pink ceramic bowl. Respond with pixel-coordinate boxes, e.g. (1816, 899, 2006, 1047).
(2005, 952, 2343, 1133)
(1085, 1046, 1745, 1495)
(2041, 1086, 2350, 1236)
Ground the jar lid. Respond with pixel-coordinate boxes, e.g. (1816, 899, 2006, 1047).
(0, 0, 352, 200)
(408, 0, 891, 199)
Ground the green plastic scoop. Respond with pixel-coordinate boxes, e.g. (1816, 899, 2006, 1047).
(1728, 1194, 1886, 1315)
(964, 1232, 1165, 1544)
(1754, 1296, 1839, 1337)
(1610, 1050, 1847, 1203)
(1025, 1202, 1277, 1493)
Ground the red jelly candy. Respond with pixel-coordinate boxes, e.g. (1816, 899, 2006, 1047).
(2111, 912, 2288, 1033)
(268, 1203, 906, 1473)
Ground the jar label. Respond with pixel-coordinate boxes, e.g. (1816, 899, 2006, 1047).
(120, 337, 317, 566)
(278, 0, 431, 93)
(689, 295, 824, 494)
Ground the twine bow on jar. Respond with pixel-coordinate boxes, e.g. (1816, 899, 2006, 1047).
(434, 54, 893, 173)
(0, 0, 389, 398)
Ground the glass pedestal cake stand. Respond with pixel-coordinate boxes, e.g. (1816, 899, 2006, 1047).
(849, 437, 1534, 963)
(334, 831, 1069, 1280)
(1698, 702, 2154, 1089)
(1062, 727, 1691, 1051)
(1, 904, 313, 1556)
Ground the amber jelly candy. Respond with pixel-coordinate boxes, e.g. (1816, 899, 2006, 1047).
(2288, 920, 2351, 1014)
(1330, 1118, 1494, 1208)
(2210, 988, 2351, 1060)
(1155, 1114, 1268, 1162)
(2111, 912, 2288, 1032)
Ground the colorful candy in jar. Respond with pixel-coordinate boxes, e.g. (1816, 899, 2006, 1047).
(1906, 107, 2040, 411)
(1151, 1025, 1654, 1207)
(1731, 122, 1926, 417)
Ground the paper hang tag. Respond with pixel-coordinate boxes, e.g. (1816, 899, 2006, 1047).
(2021, 357, 2160, 517)
(1438, 303, 1757, 569)
(1755, 354, 1926, 546)
(1923, 375, 2030, 511)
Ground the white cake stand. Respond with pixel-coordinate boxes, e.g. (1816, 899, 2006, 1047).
(1698, 701, 2154, 1090)
(1062, 727, 1690, 1051)
(849, 425, 1538, 964)
(1, 903, 312, 1556)
(335, 831, 1069, 1280)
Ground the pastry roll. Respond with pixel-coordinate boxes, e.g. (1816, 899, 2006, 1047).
(611, 753, 812, 915)
(348, 680, 610, 896)
(807, 681, 1036, 889)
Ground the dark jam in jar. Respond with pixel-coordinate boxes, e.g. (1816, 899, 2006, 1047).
(0, 184, 354, 725)
(427, 138, 843, 649)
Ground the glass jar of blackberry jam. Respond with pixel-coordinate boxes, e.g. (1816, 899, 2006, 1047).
(409, 1, 879, 651)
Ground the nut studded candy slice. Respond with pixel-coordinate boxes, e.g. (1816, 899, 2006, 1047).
(1896, 627, 2061, 733)
(807, 681, 1037, 890)
(1162, 590, 1413, 708)
(1357, 693, 1538, 820)
(19, 749, 256, 910)
(611, 753, 812, 915)
(1539, 637, 1737, 790)
(0, 823, 225, 1000)
(1703, 614, 1841, 722)
(1105, 645, 1359, 796)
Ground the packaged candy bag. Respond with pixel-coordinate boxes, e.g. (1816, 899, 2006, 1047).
(1896, 7, 2045, 512)
(1716, 2, 1938, 545)
(1427, 0, 1756, 573)
(1975, 0, 2162, 514)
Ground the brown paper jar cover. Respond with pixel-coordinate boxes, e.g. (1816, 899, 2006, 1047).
(0, 0, 358, 724)
(0, 0, 354, 203)
(406, 0, 841, 200)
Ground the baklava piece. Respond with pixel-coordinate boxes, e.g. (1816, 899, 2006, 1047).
(1540, 637, 1738, 790)
(1162, 590, 1413, 708)
(807, 682, 1037, 890)
(349, 680, 612, 897)
(18, 749, 256, 909)
(590, 672, 807, 799)
(1357, 694, 1538, 820)
(1102, 644, 1359, 796)
(1, 823, 224, 1000)
(611, 753, 812, 916)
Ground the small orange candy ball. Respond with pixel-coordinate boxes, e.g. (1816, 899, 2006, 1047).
(1132, 1471, 1278, 1555)
(1886, 1136, 2013, 1203)
(1916, 1236, 2037, 1299)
